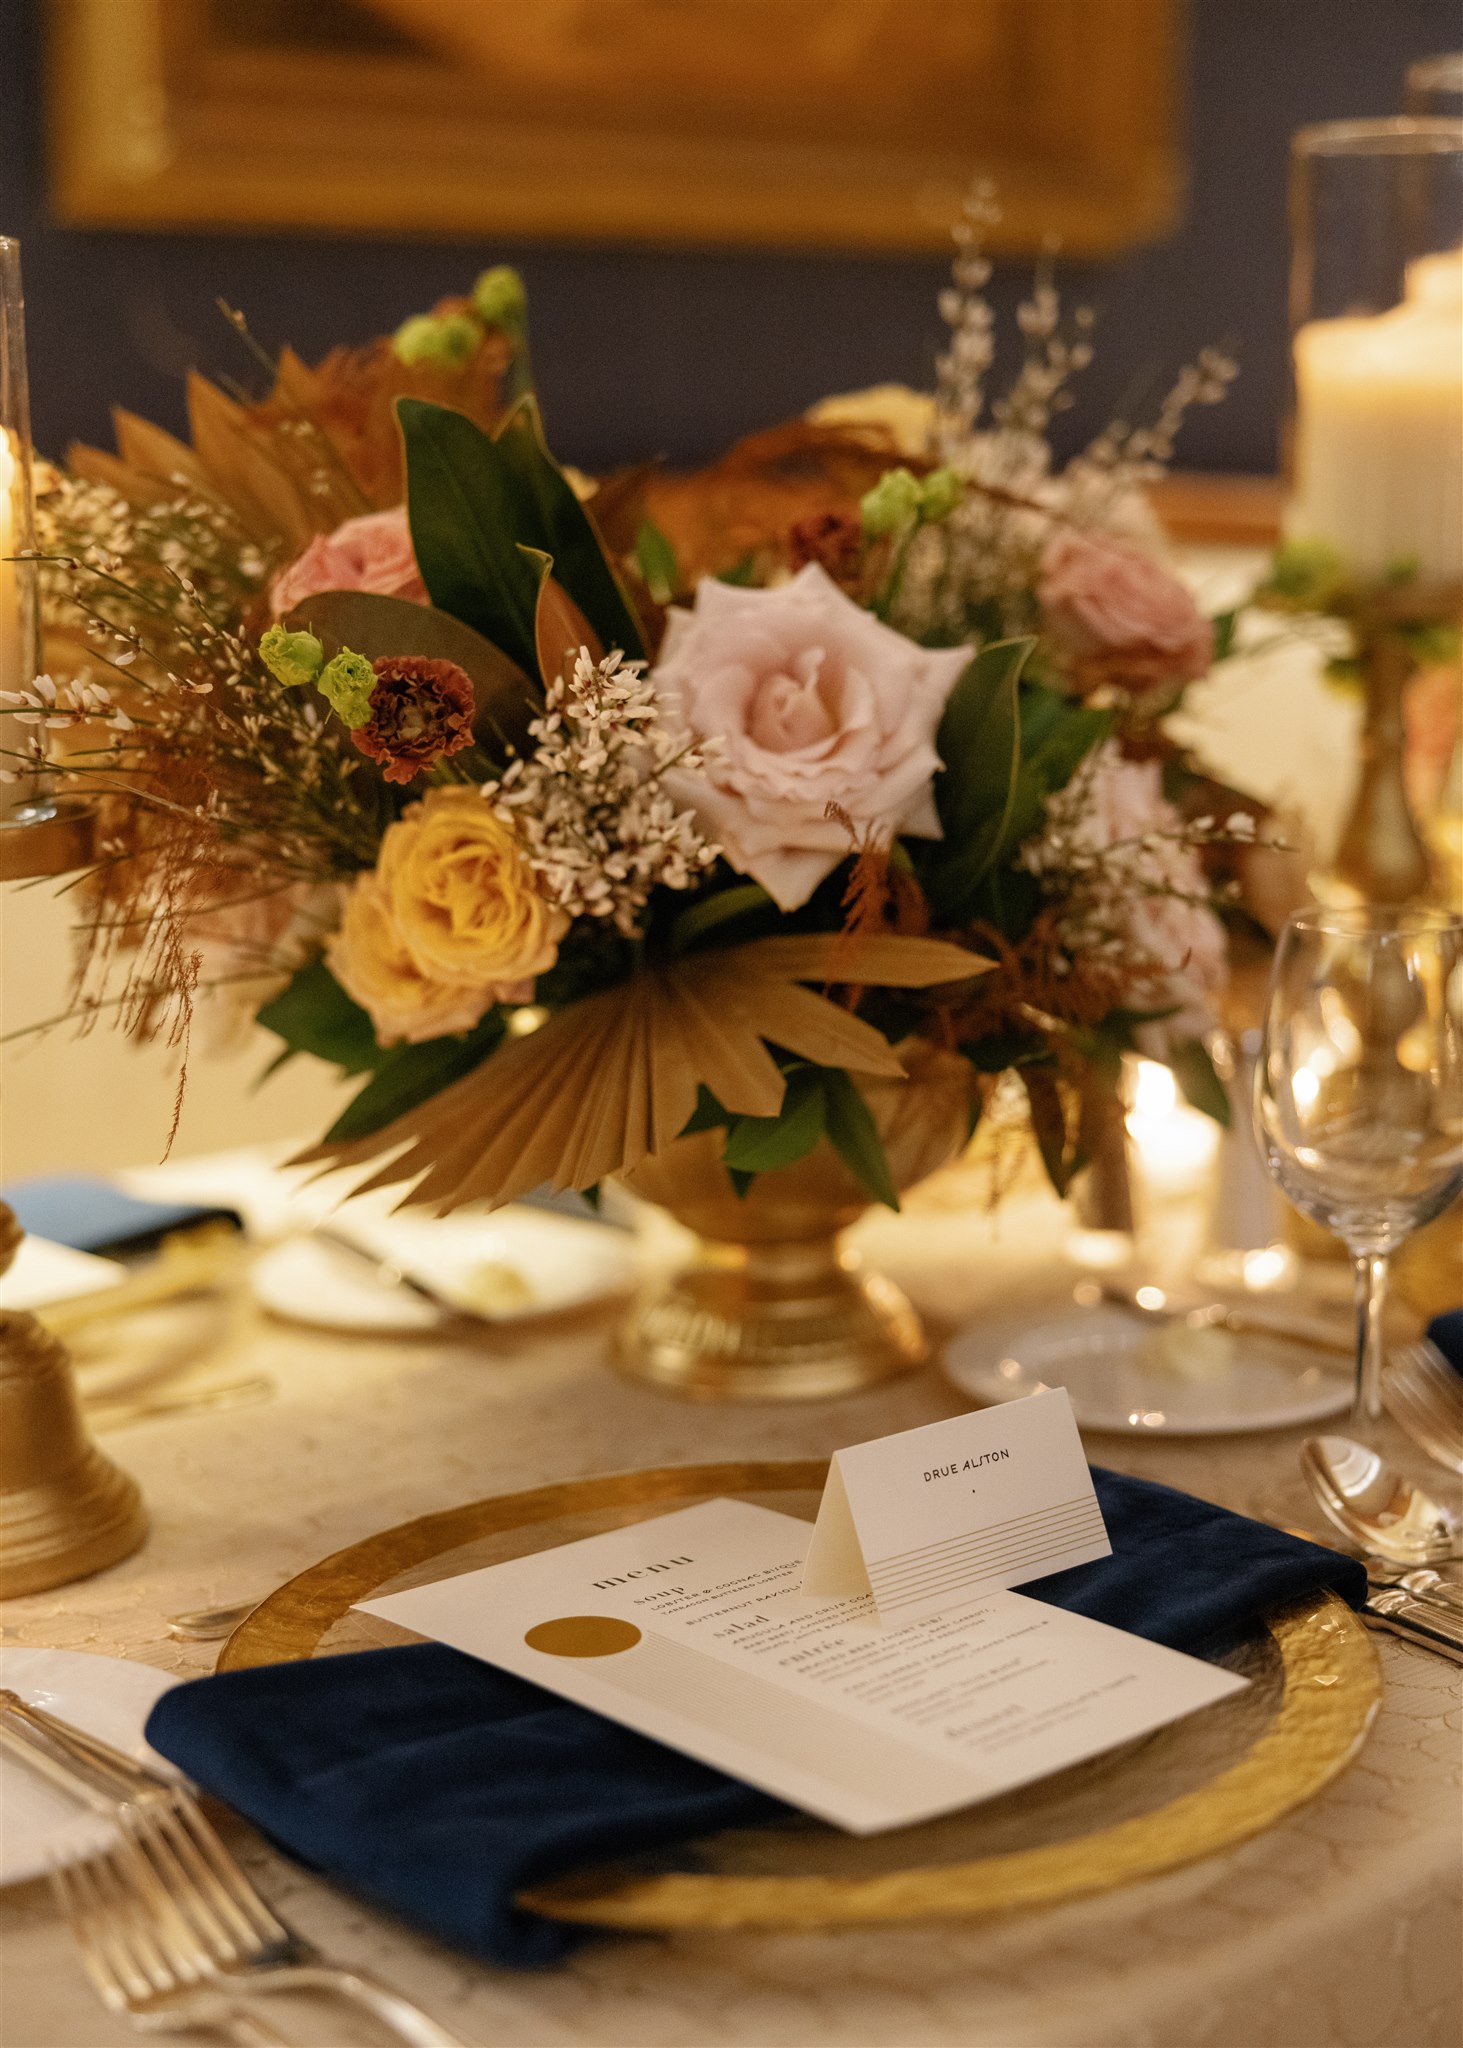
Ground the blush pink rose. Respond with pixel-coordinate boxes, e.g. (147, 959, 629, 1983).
(270, 507, 427, 617)
(649, 564, 968, 910)
(1038, 529, 1212, 694)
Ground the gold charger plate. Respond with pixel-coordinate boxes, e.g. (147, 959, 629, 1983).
(220, 1460, 1381, 1932)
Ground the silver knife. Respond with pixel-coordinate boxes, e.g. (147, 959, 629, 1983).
(1363, 1585, 1463, 1662)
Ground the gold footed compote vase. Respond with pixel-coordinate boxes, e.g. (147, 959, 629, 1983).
(616, 1042, 974, 1402)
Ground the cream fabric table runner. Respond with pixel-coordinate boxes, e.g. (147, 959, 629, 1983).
(1, 1189, 1458, 2048)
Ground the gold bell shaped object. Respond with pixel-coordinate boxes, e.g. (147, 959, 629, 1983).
(0, 1203, 147, 1598)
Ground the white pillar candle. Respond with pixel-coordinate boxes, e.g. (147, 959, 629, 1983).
(1287, 261, 1463, 585)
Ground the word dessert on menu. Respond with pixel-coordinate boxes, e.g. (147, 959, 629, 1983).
(362, 1495, 1245, 1834)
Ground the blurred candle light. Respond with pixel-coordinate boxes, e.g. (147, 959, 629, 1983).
(1124, 1058, 1221, 1198)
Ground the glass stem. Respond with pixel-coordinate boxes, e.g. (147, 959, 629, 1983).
(1352, 1251, 1389, 1426)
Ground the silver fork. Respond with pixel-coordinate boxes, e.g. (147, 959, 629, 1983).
(112, 1801, 471, 2048)
(1386, 1340, 1463, 1476)
(51, 1846, 292, 2045)
(1, 1694, 470, 2048)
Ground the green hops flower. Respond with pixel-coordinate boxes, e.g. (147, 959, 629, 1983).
(472, 265, 527, 329)
(860, 467, 924, 538)
(259, 625, 324, 690)
(316, 649, 377, 730)
(918, 467, 963, 523)
(392, 311, 481, 370)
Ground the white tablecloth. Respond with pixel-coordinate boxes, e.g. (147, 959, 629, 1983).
(2, 1192, 1459, 2048)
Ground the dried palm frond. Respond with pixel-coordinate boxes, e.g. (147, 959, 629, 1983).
(298, 932, 986, 1211)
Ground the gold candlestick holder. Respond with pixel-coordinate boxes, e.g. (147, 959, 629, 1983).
(0, 1203, 147, 1599)
(1331, 582, 1461, 907)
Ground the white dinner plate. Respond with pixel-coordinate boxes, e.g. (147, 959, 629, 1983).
(0, 1648, 181, 1888)
(942, 1303, 1353, 1436)
(250, 1203, 637, 1334)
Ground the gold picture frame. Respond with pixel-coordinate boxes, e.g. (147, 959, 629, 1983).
(49, 0, 1183, 256)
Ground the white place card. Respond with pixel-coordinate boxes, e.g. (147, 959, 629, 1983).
(359, 1497, 1245, 1836)
(802, 1388, 1110, 1627)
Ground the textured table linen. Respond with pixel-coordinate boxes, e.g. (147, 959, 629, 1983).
(0, 1187, 1458, 2047)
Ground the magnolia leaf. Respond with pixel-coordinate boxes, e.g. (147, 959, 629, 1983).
(257, 960, 379, 1077)
(927, 638, 1031, 922)
(282, 589, 538, 759)
(518, 546, 604, 690)
(635, 518, 680, 604)
(722, 1070, 826, 1173)
(398, 398, 543, 674)
(326, 1014, 509, 1145)
(821, 1067, 900, 1210)
(491, 396, 647, 661)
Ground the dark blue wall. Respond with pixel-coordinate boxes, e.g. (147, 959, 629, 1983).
(2, 1, 1456, 475)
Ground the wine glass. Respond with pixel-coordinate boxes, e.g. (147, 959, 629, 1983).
(1254, 905, 1463, 1425)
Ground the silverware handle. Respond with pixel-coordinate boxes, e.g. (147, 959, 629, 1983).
(1408, 1576, 1463, 1619)
(245, 1965, 471, 2048)
(0, 1689, 168, 1801)
(1365, 1589, 1463, 1662)
(223, 2010, 294, 2048)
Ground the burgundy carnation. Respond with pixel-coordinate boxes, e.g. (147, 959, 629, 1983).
(353, 656, 476, 784)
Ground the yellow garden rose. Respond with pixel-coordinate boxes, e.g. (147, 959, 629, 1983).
(328, 789, 566, 1045)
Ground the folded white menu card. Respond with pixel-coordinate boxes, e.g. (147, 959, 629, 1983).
(360, 1497, 1245, 1834)
(803, 1388, 1111, 1627)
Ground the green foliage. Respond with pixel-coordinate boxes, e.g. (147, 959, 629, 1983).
(677, 1064, 902, 1210)
(1210, 609, 1238, 663)
(634, 519, 680, 605)
(257, 958, 508, 1146)
(325, 1014, 508, 1144)
(398, 397, 645, 680)
(1169, 1037, 1232, 1127)
(721, 1069, 826, 1174)
(925, 643, 1109, 932)
(669, 879, 776, 953)
(715, 553, 760, 587)
(821, 1067, 900, 1210)
(490, 399, 646, 660)
(923, 638, 1030, 922)
(256, 960, 380, 1076)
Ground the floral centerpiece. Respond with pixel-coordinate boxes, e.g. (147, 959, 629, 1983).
(9, 213, 1261, 1397)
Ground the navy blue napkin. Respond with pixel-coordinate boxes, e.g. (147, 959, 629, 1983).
(2, 1175, 242, 1256)
(145, 1470, 1365, 1970)
(1427, 1308, 1463, 1377)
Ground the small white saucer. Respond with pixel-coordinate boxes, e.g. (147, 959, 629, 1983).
(0, 1648, 180, 1887)
(250, 1203, 636, 1334)
(942, 1303, 1353, 1436)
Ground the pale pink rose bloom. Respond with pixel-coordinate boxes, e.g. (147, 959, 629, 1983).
(649, 564, 969, 910)
(1038, 529, 1212, 693)
(1069, 744, 1227, 1052)
(270, 506, 427, 618)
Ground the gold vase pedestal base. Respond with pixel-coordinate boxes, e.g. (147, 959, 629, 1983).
(616, 1236, 927, 1402)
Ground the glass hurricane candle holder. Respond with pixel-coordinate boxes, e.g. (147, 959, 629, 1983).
(1285, 121, 1463, 906)
(0, 235, 96, 878)
(1287, 119, 1463, 587)
(0, 238, 38, 731)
